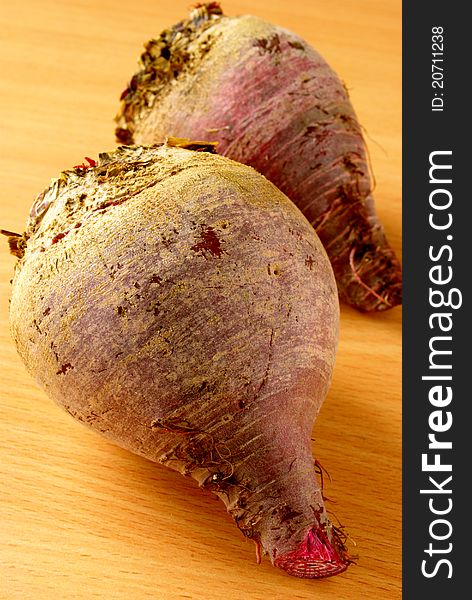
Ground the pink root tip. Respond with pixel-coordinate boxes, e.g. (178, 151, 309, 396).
(274, 527, 349, 579)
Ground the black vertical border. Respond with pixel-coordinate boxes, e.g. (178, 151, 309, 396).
(403, 2, 468, 598)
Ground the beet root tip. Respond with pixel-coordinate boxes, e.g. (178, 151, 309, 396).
(274, 527, 350, 579)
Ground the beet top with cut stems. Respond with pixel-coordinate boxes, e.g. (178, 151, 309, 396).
(115, 2, 402, 312)
(4, 140, 351, 578)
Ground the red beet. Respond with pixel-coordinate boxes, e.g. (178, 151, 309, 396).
(5, 142, 350, 578)
(115, 3, 402, 312)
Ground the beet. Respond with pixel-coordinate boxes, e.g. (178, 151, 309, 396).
(5, 141, 350, 578)
(115, 2, 402, 312)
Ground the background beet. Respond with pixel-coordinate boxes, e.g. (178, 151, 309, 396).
(0, 1, 401, 598)
(115, 4, 402, 313)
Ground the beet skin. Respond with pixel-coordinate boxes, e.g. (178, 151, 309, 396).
(7, 142, 350, 578)
(116, 3, 402, 312)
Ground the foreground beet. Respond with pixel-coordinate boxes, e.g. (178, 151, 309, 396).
(115, 3, 402, 312)
(5, 141, 350, 578)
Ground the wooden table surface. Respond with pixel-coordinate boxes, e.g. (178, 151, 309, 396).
(0, 1, 402, 598)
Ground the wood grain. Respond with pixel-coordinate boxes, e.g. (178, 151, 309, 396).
(0, 1, 401, 598)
